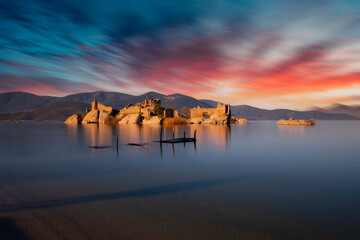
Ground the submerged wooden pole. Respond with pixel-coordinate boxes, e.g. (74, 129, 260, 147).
(116, 135, 119, 156)
(183, 131, 186, 138)
(193, 130, 197, 140)
(172, 128, 175, 140)
(160, 127, 163, 142)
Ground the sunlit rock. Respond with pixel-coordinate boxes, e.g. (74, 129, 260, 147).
(237, 118, 248, 124)
(142, 116, 162, 124)
(81, 109, 99, 124)
(64, 114, 81, 124)
(99, 110, 112, 124)
(276, 118, 316, 126)
(118, 113, 142, 124)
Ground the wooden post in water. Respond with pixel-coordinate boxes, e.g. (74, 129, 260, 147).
(193, 130, 197, 140)
(183, 131, 186, 138)
(116, 135, 119, 155)
(172, 128, 175, 141)
(160, 127, 163, 142)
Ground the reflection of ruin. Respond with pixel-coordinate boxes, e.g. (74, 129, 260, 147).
(189, 103, 231, 124)
(194, 124, 230, 150)
(83, 124, 113, 148)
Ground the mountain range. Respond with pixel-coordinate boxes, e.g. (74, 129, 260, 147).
(0, 91, 358, 121)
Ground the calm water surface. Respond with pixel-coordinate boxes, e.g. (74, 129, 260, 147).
(0, 121, 360, 239)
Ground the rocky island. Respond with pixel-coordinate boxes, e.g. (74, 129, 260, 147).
(65, 99, 248, 125)
(276, 118, 316, 126)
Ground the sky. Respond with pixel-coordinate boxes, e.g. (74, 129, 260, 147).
(0, 0, 359, 110)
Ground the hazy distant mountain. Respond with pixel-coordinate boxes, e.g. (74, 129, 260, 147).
(55, 91, 212, 110)
(0, 91, 211, 120)
(0, 102, 90, 121)
(199, 99, 222, 108)
(199, 101, 359, 120)
(53, 91, 134, 108)
(0, 91, 358, 120)
(313, 104, 360, 119)
(0, 92, 55, 113)
(230, 105, 358, 120)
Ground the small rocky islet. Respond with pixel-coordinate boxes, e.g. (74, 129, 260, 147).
(276, 117, 316, 126)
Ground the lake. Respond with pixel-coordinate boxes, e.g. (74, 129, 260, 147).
(1, 121, 360, 239)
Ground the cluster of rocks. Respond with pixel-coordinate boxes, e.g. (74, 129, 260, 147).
(65, 99, 165, 125)
(276, 118, 316, 125)
(65, 99, 250, 125)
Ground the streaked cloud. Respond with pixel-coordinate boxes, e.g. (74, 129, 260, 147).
(0, 0, 359, 109)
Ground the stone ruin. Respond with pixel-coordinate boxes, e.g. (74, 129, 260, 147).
(81, 100, 114, 124)
(117, 99, 162, 124)
(189, 103, 231, 124)
(65, 99, 246, 125)
(163, 108, 179, 118)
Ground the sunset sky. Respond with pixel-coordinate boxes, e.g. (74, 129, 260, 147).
(0, 0, 359, 110)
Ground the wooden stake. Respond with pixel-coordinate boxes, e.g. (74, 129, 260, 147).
(172, 128, 175, 140)
(193, 130, 197, 140)
(160, 127, 163, 142)
(116, 135, 119, 150)
(183, 131, 186, 138)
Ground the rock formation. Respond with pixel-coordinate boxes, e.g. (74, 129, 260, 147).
(142, 116, 162, 124)
(276, 118, 316, 126)
(163, 108, 179, 118)
(65, 99, 239, 126)
(81, 108, 99, 124)
(237, 118, 248, 124)
(189, 103, 231, 124)
(118, 113, 142, 124)
(64, 114, 81, 124)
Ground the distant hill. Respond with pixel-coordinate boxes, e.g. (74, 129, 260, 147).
(0, 91, 358, 120)
(199, 99, 222, 108)
(313, 104, 360, 119)
(230, 105, 358, 120)
(52, 91, 211, 110)
(0, 102, 90, 121)
(0, 92, 56, 113)
(0, 91, 211, 121)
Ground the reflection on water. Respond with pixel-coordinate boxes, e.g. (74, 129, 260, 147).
(66, 124, 231, 159)
(1, 121, 360, 240)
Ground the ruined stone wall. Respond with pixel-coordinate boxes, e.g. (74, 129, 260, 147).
(118, 106, 142, 115)
(118, 99, 161, 119)
(189, 103, 231, 124)
(163, 109, 179, 118)
(91, 100, 112, 112)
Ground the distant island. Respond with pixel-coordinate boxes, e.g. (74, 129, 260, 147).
(0, 91, 359, 121)
(277, 118, 316, 126)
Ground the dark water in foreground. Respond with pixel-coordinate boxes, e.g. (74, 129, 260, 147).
(0, 121, 360, 240)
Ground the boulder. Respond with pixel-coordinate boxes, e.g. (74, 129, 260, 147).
(202, 118, 218, 124)
(115, 113, 127, 122)
(189, 117, 204, 124)
(99, 110, 112, 124)
(237, 118, 248, 124)
(103, 115, 116, 124)
(81, 109, 99, 124)
(142, 116, 162, 124)
(118, 113, 142, 124)
(64, 114, 81, 124)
